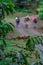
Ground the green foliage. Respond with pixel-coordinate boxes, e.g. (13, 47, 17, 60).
(26, 36, 35, 51)
(0, 0, 13, 3)
(0, 19, 14, 46)
(14, 0, 40, 9)
(0, 0, 43, 65)
(0, 49, 5, 61)
(12, 51, 29, 65)
(38, 9, 43, 19)
(39, 12, 43, 19)
(0, 20, 14, 36)
(26, 36, 42, 52)
(0, 38, 43, 65)
(0, 1, 14, 19)
(31, 60, 43, 65)
(35, 48, 43, 59)
(0, 0, 14, 46)
(38, 1, 43, 19)
(0, 51, 31, 65)
(27, 9, 36, 13)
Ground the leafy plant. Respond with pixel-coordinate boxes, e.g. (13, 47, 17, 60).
(0, 49, 5, 60)
(26, 36, 42, 52)
(12, 51, 30, 65)
(0, 0, 14, 46)
(38, 1, 43, 19)
(0, 0, 14, 19)
(38, 9, 43, 19)
(31, 60, 43, 65)
(35, 48, 43, 59)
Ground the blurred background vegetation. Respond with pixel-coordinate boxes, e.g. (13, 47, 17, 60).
(12, 0, 43, 19)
